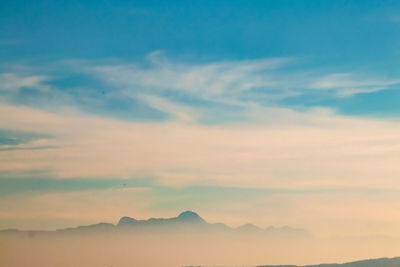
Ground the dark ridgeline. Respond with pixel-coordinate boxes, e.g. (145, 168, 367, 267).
(0, 210, 311, 237)
(256, 256, 400, 267)
(184, 257, 400, 267)
(118, 210, 206, 228)
(116, 210, 311, 237)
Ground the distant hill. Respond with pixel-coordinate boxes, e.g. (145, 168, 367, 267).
(184, 257, 400, 267)
(0, 210, 312, 237)
(117, 210, 311, 237)
(255, 257, 400, 267)
(118, 210, 206, 227)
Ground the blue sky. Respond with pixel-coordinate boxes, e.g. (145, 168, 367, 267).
(2, 0, 400, 64)
(1, 0, 400, 121)
(2, 0, 400, 236)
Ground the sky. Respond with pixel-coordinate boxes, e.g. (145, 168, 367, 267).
(1, 0, 400, 238)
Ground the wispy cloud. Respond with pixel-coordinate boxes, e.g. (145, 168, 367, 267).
(310, 73, 399, 97)
(1, 54, 398, 124)
(0, 73, 50, 92)
(136, 94, 199, 123)
(87, 54, 400, 121)
(91, 54, 291, 99)
(0, 129, 56, 151)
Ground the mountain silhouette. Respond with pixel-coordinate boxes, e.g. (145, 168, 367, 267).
(177, 210, 205, 223)
(0, 210, 311, 237)
(115, 211, 310, 236)
(118, 210, 206, 227)
(255, 256, 400, 267)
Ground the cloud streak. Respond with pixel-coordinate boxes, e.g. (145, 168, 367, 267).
(0, 73, 50, 92)
(1, 55, 398, 124)
(2, 103, 400, 190)
(310, 73, 400, 97)
(86, 54, 400, 122)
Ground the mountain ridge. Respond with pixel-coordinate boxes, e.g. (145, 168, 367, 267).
(255, 256, 400, 267)
(183, 257, 400, 267)
(0, 210, 311, 237)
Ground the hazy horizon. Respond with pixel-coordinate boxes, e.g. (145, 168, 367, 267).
(2, 211, 400, 267)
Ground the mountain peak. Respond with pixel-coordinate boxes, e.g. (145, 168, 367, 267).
(177, 211, 205, 223)
(118, 216, 137, 226)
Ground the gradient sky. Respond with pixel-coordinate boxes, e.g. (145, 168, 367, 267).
(1, 0, 400, 238)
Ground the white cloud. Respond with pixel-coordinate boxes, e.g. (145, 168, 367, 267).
(136, 94, 199, 122)
(0, 73, 50, 92)
(85, 56, 400, 124)
(91, 56, 292, 99)
(2, 56, 397, 126)
(310, 73, 399, 97)
(91, 56, 400, 100)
